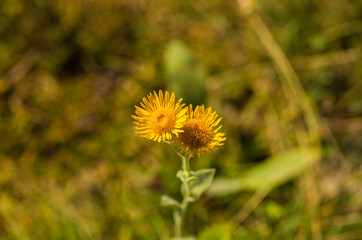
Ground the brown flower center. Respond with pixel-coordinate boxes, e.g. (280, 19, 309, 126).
(179, 119, 213, 149)
(157, 114, 166, 123)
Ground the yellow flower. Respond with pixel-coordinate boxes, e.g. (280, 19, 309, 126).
(132, 90, 187, 142)
(177, 104, 226, 158)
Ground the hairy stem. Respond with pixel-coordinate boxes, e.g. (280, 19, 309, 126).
(174, 155, 193, 238)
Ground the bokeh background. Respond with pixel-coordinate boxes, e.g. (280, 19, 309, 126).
(1, 0, 362, 239)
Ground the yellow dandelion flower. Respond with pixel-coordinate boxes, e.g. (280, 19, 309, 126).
(177, 104, 226, 158)
(132, 90, 187, 142)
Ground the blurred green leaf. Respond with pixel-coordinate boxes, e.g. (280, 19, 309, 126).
(208, 147, 320, 196)
(205, 177, 244, 197)
(265, 201, 283, 219)
(190, 169, 215, 199)
(161, 195, 180, 208)
(198, 223, 232, 240)
(164, 40, 207, 105)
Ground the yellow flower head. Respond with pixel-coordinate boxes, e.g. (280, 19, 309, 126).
(132, 90, 187, 142)
(177, 104, 226, 158)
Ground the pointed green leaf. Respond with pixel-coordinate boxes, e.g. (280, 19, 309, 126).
(208, 147, 320, 196)
(189, 168, 215, 199)
(206, 177, 244, 196)
(176, 170, 184, 182)
(161, 195, 180, 208)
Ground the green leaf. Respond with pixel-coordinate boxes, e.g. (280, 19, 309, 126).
(160, 195, 180, 208)
(208, 147, 320, 196)
(206, 177, 243, 196)
(164, 40, 207, 105)
(176, 170, 185, 182)
(198, 223, 232, 240)
(189, 169, 215, 199)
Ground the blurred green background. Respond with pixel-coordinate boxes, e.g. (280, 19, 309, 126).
(0, 0, 362, 239)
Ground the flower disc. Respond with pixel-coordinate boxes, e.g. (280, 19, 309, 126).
(178, 105, 226, 157)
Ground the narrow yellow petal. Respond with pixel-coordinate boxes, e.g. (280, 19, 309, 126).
(159, 89, 164, 107)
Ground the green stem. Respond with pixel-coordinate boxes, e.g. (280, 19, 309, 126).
(182, 155, 191, 177)
(174, 210, 182, 238)
(174, 155, 193, 238)
(181, 155, 192, 209)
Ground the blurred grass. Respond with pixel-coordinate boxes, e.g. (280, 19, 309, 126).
(0, 0, 362, 239)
